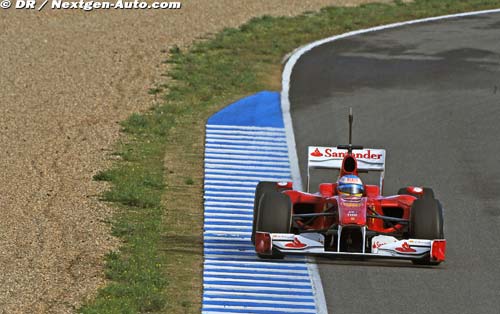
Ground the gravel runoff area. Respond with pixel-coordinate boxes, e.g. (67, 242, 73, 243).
(0, 1, 387, 313)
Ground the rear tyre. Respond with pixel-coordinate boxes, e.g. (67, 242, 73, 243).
(398, 187, 435, 199)
(409, 198, 444, 265)
(253, 191, 292, 259)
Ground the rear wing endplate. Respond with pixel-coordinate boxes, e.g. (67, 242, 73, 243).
(307, 146, 386, 192)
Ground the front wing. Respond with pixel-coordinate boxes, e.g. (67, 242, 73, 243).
(254, 232, 446, 262)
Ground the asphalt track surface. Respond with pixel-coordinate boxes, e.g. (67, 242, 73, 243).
(288, 12, 500, 314)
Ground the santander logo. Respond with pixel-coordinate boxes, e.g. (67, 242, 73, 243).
(285, 237, 307, 249)
(395, 242, 416, 253)
(310, 147, 383, 160)
(310, 148, 323, 157)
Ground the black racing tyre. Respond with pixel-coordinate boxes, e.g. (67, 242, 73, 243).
(251, 182, 289, 243)
(398, 187, 435, 199)
(253, 191, 292, 259)
(409, 198, 444, 265)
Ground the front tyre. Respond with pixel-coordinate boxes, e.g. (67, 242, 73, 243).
(251, 182, 290, 243)
(253, 191, 292, 259)
(409, 198, 444, 265)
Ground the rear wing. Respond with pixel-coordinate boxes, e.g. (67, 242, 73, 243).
(307, 146, 386, 192)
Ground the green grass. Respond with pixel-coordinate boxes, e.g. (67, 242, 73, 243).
(80, 1, 500, 313)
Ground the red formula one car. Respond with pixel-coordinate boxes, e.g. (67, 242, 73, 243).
(251, 112, 446, 265)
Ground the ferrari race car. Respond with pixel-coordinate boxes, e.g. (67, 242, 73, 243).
(251, 112, 446, 265)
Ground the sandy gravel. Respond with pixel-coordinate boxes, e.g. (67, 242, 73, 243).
(0, 1, 385, 313)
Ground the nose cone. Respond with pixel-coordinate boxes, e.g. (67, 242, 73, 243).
(338, 197, 367, 226)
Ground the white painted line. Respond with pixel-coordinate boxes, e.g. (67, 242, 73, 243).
(203, 237, 250, 242)
(203, 290, 313, 299)
(203, 196, 254, 202)
(204, 179, 259, 186)
(203, 231, 251, 236)
(205, 148, 287, 156)
(206, 143, 289, 151)
(204, 254, 305, 262)
(205, 247, 255, 254)
(202, 312, 248, 314)
(205, 153, 289, 161)
(206, 124, 286, 132)
(205, 164, 289, 171)
(206, 129, 286, 137)
(204, 207, 253, 213)
(204, 201, 252, 206)
(205, 271, 309, 280)
(204, 225, 251, 230)
(202, 305, 316, 313)
(204, 242, 255, 248)
(205, 174, 290, 181)
(205, 191, 255, 197)
(206, 138, 289, 147)
(204, 185, 256, 191)
(205, 218, 252, 224)
(205, 158, 290, 167)
(206, 169, 290, 176)
(203, 284, 312, 293)
(204, 296, 313, 306)
(206, 133, 286, 141)
(204, 277, 312, 285)
(204, 265, 309, 274)
(306, 257, 328, 314)
(203, 259, 307, 267)
(204, 213, 253, 219)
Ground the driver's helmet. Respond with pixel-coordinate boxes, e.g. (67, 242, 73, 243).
(337, 174, 364, 198)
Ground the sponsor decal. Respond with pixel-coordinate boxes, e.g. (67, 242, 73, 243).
(347, 210, 358, 217)
(339, 175, 363, 185)
(285, 237, 307, 249)
(342, 201, 362, 208)
(395, 242, 417, 253)
(371, 235, 398, 253)
(323, 148, 382, 160)
(271, 234, 295, 241)
(310, 148, 323, 157)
